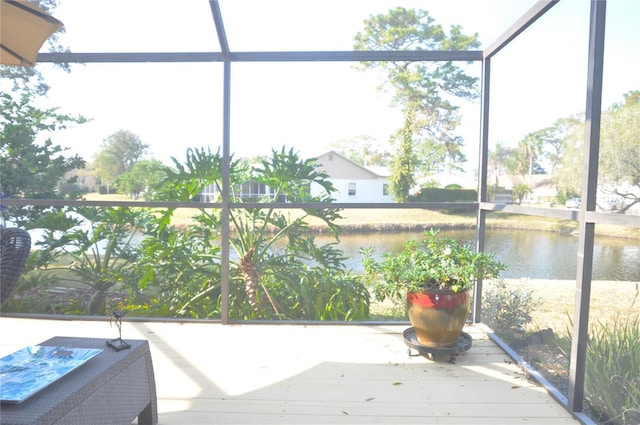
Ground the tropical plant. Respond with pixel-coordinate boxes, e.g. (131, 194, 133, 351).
(134, 212, 223, 319)
(30, 206, 149, 314)
(512, 183, 531, 204)
(139, 146, 370, 320)
(362, 228, 506, 302)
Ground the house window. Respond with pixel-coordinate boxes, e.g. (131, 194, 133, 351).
(383, 184, 389, 196)
(348, 183, 356, 197)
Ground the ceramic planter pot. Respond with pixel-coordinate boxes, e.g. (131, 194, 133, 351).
(406, 288, 470, 348)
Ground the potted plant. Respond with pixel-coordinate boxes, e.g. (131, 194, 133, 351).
(362, 228, 506, 348)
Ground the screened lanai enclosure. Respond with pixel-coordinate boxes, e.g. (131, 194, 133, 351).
(1, 0, 639, 423)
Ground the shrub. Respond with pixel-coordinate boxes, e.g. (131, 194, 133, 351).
(410, 188, 477, 202)
(482, 279, 541, 343)
(555, 284, 640, 425)
(574, 317, 639, 425)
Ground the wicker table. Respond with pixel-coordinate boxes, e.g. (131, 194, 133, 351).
(1, 336, 157, 425)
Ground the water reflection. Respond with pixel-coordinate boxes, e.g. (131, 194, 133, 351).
(318, 229, 640, 281)
(31, 223, 637, 281)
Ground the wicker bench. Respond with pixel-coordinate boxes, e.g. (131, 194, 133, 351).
(1, 337, 157, 425)
(0, 227, 31, 307)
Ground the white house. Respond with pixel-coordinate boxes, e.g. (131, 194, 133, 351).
(311, 151, 393, 203)
(197, 151, 392, 203)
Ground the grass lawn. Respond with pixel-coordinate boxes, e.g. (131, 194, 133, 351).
(84, 193, 639, 238)
(491, 279, 639, 334)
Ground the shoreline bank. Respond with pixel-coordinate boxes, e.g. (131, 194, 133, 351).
(312, 220, 640, 240)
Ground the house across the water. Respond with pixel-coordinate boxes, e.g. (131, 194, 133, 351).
(311, 151, 392, 203)
(198, 150, 392, 203)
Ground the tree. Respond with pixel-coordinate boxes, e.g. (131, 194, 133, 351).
(516, 131, 547, 179)
(116, 159, 167, 200)
(94, 130, 149, 193)
(512, 183, 531, 205)
(93, 152, 119, 193)
(599, 91, 640, 211)
(553, 92, 640, 210)
(327, 135, 390, 167)
(488, 142, 514, 188)
(0, 91, 87, 225)
(549, 116, 585, 202)
(0, 0, 88, 223)
(354, 7, 480, 190)
(488, 126, 558, 199)
(511, 130, 549, 200)
(389, 112, 418, 202)
(545, 116, 581, 170)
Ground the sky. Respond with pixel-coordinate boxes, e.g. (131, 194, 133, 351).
(23, 0, 640, 184)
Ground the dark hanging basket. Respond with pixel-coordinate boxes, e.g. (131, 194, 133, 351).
(0, 228, 32, 307)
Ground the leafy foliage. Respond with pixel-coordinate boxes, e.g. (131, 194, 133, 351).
(327, 135, 391, 167)
(29, 206, 150, 315)
(389, 112, 417, 202)
(0, 91, 87, 225)
(93, 130, 149, 193)
(362, 228, 506, 301)
(599, 91, 640, 211)
(115, 159, 168, 199)
(551, 91, 640, 211)
(557, 307, 640, 425)
(512, 183, 532, 205)
(354, 7, 480, 192)
(135, 211, 222, 319)
(481, 279, 541, 343)
(136, 146, 370, 320)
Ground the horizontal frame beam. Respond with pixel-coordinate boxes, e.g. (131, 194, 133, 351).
(0, 198, 476, 211)
(5, 199, 635, 228)
(37, 50, 483, 64)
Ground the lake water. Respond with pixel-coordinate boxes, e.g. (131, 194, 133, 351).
(315, 228, 640, 281)
(29, 225, 638, 281)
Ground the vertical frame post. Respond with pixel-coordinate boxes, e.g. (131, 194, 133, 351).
(210, 0, 232, 323)
(568, 0, 607, 412)
(473, 56, 491, 324)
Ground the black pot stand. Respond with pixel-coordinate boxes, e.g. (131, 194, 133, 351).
(403, 327, 472, 364)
